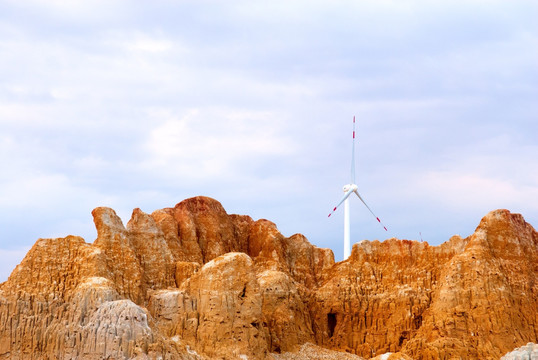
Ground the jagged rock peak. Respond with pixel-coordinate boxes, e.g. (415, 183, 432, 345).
(0, 200, 536, 360)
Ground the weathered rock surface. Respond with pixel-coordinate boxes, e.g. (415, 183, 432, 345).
(501, 342, 538, 360)
(309, 209, 538, 359)
(0, 197, 536, 360)
(269, 343, 365, 360)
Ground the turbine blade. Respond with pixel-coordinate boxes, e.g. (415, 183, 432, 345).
(353, 190, 388, 231)
(328, 188, 354, 217)
(351, 116, 356, 184)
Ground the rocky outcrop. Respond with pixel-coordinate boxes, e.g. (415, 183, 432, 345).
(402, 210, 538, 359)
(0, 197, 536, 359)
(501, 342, 538, 359)
(308, 210, 538, 359)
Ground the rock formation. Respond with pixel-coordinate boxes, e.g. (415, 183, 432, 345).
(501, 342, 538, 359)
(0, 196, 536, 359)
(309, 209, 538, 359)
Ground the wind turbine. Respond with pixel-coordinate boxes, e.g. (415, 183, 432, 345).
(328, 116, 388, 259)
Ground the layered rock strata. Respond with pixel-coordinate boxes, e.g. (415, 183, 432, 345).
(0, 196, 536, 360)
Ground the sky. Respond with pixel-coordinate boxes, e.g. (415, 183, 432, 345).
(1, 0, 537, 282)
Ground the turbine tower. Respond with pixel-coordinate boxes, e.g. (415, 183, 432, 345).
(328, 116, 388, 259)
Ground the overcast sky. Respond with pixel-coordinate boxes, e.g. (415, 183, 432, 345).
(1, 0, 537, 281)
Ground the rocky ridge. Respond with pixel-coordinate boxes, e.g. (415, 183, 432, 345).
(0, 196, 536, 359)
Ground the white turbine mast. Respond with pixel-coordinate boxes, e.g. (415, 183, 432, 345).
(328, 116, 388, 259)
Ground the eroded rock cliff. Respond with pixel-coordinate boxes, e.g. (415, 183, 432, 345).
(0, 197, 536, 360)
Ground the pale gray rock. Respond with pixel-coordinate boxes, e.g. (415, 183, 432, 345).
(501, 343, 538, 360)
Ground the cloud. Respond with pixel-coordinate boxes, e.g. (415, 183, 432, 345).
(124, 36, 174, 54)
(1, 0, 128, 24)
(0, 0, 536, 274)
(143, 108, 296, 182)
(419, 171, 538, 212)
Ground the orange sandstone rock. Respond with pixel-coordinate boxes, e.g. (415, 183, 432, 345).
(402, 209, 538, 359)
(0, 198, 536, 360)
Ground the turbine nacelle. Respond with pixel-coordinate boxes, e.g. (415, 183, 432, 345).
(343, 184, 358, 193)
